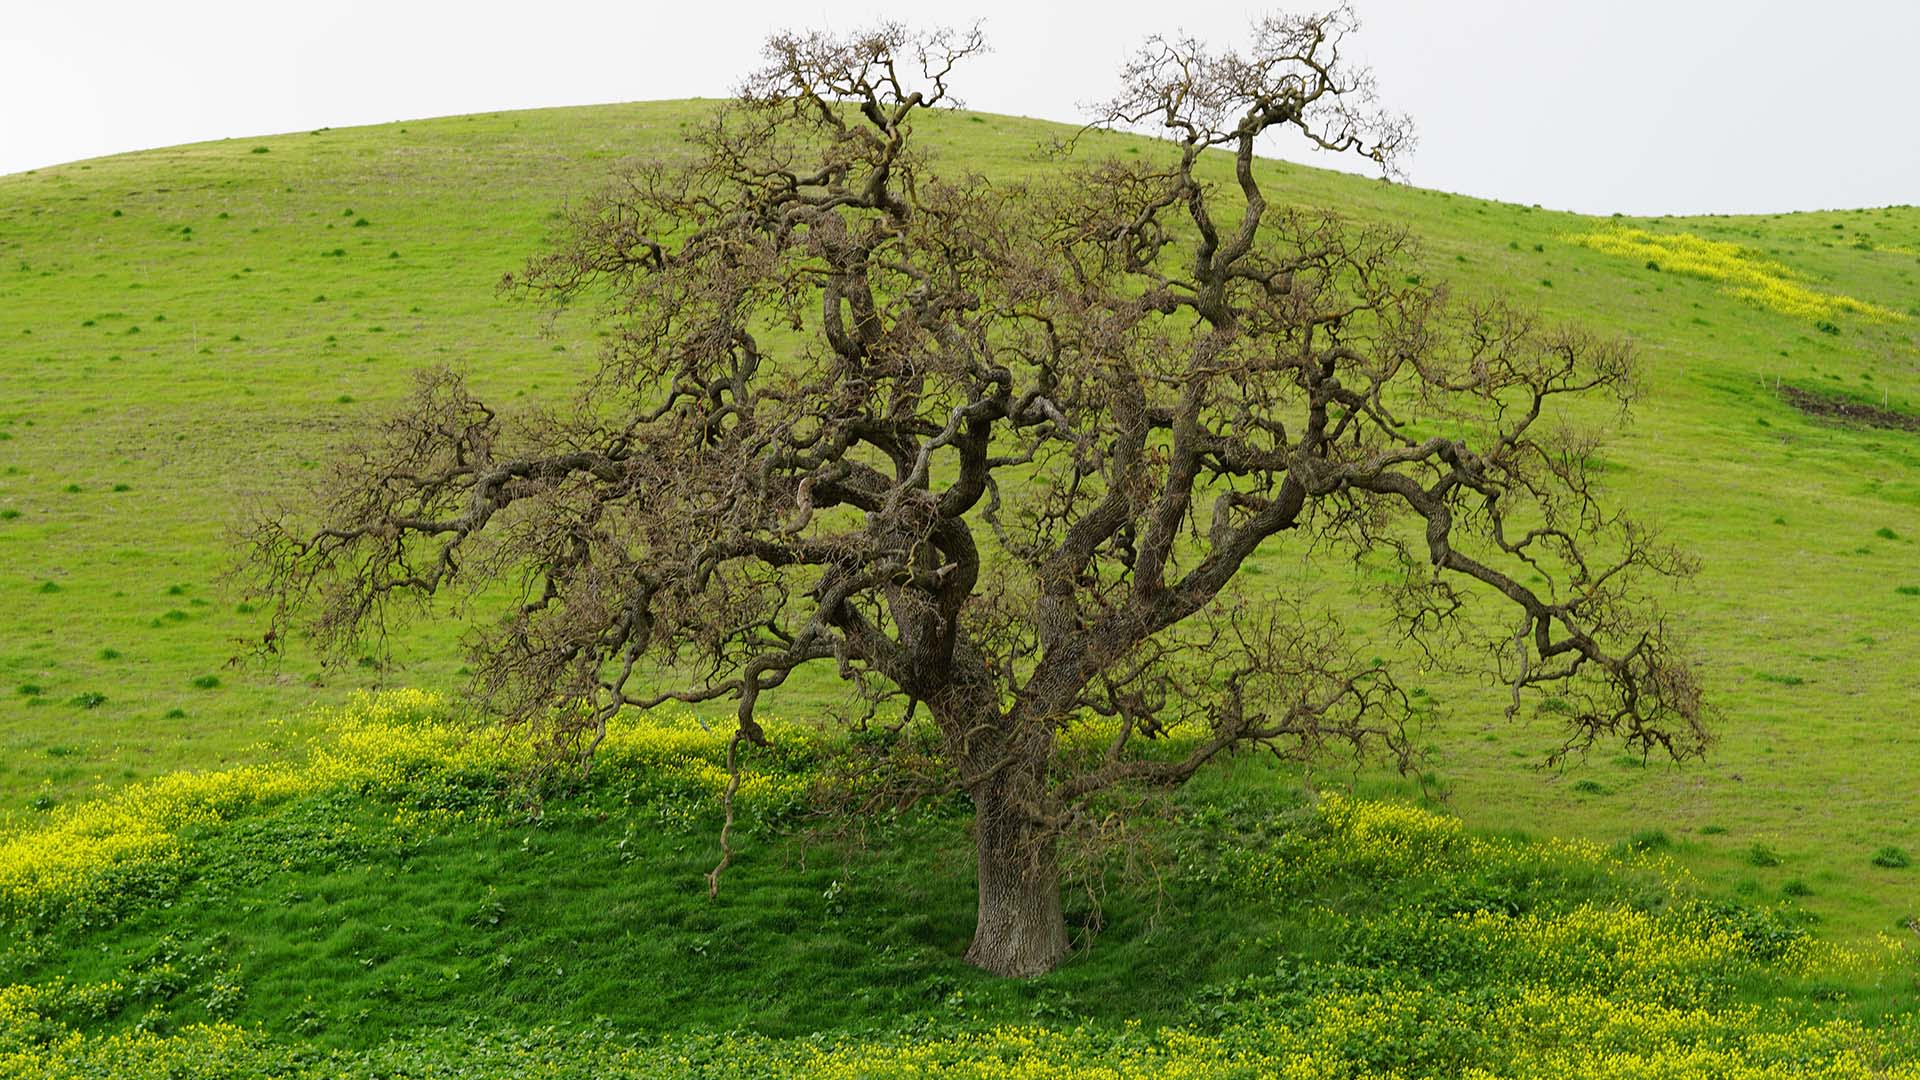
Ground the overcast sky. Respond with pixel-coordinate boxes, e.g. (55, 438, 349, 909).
(4, 0, 1916, 216)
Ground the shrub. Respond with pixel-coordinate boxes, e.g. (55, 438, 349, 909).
(1747, 843, 1782, 867)
(189, 676, 220, 691)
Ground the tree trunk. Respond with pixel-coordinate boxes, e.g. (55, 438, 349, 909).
(963, 775, 1068, 977)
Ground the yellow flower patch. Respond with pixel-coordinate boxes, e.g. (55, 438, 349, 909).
(1563, 226, 1902, 322)
(0, 690, 811, 916)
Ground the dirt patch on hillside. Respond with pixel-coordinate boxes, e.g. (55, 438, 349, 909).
(1779, 385, 1920, 432)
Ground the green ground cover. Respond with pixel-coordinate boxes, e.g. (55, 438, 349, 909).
(3, 101, 1918, 939)
(2, 100, 1919, 1073)
(1, 693, 1916, 1076)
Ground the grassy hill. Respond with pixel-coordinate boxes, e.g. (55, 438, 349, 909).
(1, 692, 1916, 1076)
(2, 100, 1919, 1073)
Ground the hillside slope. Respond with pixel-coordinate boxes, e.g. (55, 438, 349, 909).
(1, 101, 1918, 942)
(2, 693, 1916, 1077)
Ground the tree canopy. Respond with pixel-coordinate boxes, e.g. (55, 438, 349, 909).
(248, 8, 1708, 977)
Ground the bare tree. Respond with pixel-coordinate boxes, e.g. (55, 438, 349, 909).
(246, 9, 1707, 978)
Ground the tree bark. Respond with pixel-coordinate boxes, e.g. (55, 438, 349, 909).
(962, 774, 1068, 978)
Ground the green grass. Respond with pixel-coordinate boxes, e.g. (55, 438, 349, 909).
(2, 700, 1914, 1076)
(1, 99, 1919, 952)
(13, 783, 1244, 1045)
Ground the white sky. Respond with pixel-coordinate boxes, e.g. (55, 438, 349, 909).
(3, 0, 1916, 216)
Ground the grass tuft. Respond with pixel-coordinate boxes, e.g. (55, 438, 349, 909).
(1625, 828, 1672, 852)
